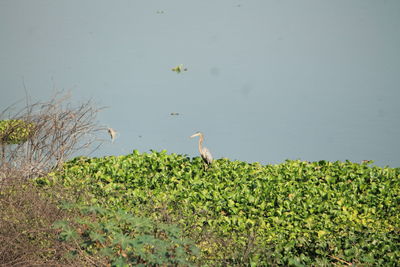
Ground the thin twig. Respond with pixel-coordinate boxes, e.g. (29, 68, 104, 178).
(330, 255, 352, 266)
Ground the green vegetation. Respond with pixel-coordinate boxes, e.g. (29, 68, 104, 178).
(53, 203, 199, 266)
(0, 119, 34, 144)
(40, 150, 400, 265)
(171, 64, 188, 73)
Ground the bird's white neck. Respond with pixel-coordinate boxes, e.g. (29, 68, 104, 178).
(198, 135, 204, 155)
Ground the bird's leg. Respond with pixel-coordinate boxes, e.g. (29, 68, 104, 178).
(203, 162, 208, 171)
(204, 162, 212, 171)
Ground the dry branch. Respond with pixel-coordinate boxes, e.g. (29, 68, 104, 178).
(0, 93, 105, 182)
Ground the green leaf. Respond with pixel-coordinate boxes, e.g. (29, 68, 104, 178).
(52, 220, 69, 230)
(112, 257, 129, 267)
(89, 231, 106, 244)
(59, 227, 78, 241)
(112, 233, 134, 250)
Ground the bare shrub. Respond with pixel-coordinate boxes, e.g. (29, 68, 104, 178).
(0, 93, 107, 266)
(0, 92, 105, 182)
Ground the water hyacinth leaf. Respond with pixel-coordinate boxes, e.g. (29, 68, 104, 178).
(50, 150, 400, 265)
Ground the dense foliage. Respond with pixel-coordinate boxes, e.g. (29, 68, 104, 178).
(0, 119, 34, 144)
(43, 150, 400, 265)
(53, 203, 199, 266)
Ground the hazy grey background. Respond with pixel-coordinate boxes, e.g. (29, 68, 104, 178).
(1, 0, 399, 166)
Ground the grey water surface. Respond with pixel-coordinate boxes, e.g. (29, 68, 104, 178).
(1, 0, 399, 166)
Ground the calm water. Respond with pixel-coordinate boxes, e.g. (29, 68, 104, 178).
(1, 0, 399, 166)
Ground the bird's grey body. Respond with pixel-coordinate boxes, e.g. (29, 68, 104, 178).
(201, 146, 213, 165)
(190, 132, 213, 165)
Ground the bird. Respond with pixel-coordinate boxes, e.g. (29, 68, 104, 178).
(190, 132, 213, 165)
(107, 128, 117, 143)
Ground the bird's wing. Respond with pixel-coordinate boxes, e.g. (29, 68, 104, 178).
(202, 147, 213, 164)
(108, 128, 117, 143)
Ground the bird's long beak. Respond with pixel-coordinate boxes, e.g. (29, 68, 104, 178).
(190, 133, 199, 138)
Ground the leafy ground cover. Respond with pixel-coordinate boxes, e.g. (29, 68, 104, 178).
(41, 150, 400, 265)
(53, 202, 199, 266)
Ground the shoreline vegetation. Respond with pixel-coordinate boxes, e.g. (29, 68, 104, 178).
(1, 96, 399, 265)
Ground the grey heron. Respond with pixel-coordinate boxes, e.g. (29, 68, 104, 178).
(190, 132, 213, 165)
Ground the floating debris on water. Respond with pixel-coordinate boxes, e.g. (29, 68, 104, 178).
(171, 64, 188, 73)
